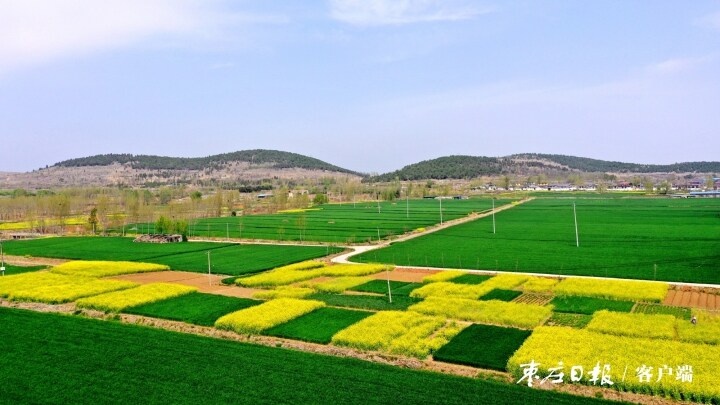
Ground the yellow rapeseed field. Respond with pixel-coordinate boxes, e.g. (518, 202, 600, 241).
(251, 287, 315, 300)
(331, 310, 465, 358)
(553, 278, 668, 302)
(237, 263, 390, 288)
(0, 272, 137, 304)
(9, 279, 137, 304)
(76, 283, 196, 312)
(522, 277, 559, 292)
(422, 270, 465, 283)
(409, 297, 552, 329)
(215, 298, 325, 334)
(302, 276, 371, 293)
(676, 310, 720, 345)
(587, 311, 677, 340)
(508, 326, 720, 402)
(411, 274, 528, 300)
(51, 260, 169, 277)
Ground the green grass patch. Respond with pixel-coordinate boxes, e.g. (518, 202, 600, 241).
(633, 303, 692, 320)
(265, 307, 372, 344)
(348, 279, 406, 294)
(353, 198, 720, 284)
(124, 292, 260, 326)
(392, 282, 422, 296)
(545, 313, 593, 328)
(348, 280, 421, 296)
(0, 264, 47, 275)
(434, 324, 531, 371)
(309, 292, 419, 311)
(479, 289, 522, 302)
(550, 296, 634, 315)
(451, 274, 493, 285)
(1, 237, 340, 276)
(0, 307, 615, 404)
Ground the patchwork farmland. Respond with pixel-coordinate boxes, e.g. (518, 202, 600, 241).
(353, 198, 720, 284)
(180, 198, 508, 243)
(1, 194, 719, 404)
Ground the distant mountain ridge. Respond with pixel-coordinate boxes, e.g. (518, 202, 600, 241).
(368, 153, 720, 181)
(55, 149, 358, 175)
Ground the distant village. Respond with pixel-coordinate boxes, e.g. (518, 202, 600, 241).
(478, 177, 720, 197)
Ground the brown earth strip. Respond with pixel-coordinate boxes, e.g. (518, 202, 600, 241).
(2, 255, 68, 267)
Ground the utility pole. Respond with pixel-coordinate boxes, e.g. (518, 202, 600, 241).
(386, 266, 392, 304)
(1, 239, 5, 276)
(492, 198, 496, 234)
(439, 197, 443, 225)
(207, 251, 212, 286)
(573, 202, 579, 247)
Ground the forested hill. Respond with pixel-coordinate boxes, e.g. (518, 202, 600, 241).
(511, 154, 720, 173)
(54, 150, 359, 174)
(368, 154, 720, 181)
(369, 156, 504, 181)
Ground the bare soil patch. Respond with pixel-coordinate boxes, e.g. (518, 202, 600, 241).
(369, 267, 439, 283)
(112, 270, 262, 298)
(2, 255, 68, 267)
(663, 286, 720, 310)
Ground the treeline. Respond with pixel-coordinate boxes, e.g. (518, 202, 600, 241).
(54, 149, 359, 175)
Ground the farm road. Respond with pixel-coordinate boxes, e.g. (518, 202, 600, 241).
(332, 197, 534, 265)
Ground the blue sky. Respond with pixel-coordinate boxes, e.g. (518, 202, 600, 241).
(1, 1, 719, 174)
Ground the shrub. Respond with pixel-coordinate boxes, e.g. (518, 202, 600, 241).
(303, 277, 372, 294)
(411, 275, 528, 300)
(522, 277, 559, 292)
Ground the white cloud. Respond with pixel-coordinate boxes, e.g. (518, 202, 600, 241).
(695, 11, 720, 30)
(646, 56, 709, 74)
(329, 0, 491, 26)
(0, 0, 281, 74)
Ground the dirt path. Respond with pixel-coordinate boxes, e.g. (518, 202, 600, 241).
(2, 255, 68, 267)
(333, 198, 534, 264)
(111, 271, 261, 299)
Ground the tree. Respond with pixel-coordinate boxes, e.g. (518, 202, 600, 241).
(155, 216, 173, 234)
(313, 193, 328, 205)
(502, 176, 511, 190)
(88, 208, 98, 234)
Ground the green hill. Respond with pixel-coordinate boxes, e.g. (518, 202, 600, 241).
(369, 153, 720, 181)
(54, 149, 359, 174)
